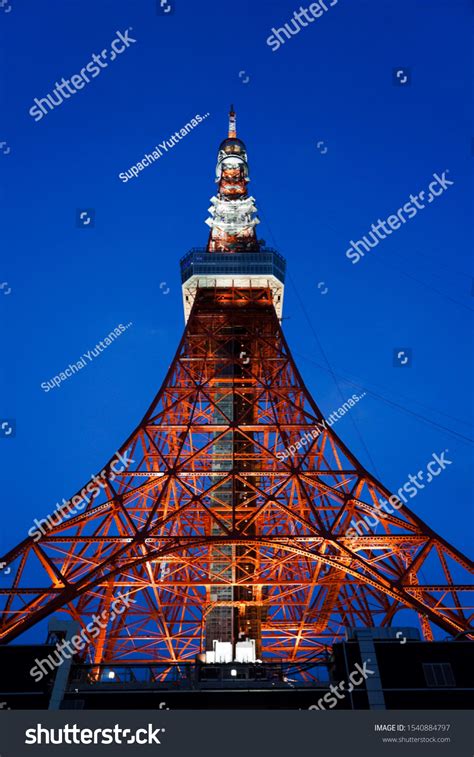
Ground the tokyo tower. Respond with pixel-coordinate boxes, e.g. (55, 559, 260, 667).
(1, 107, 473, 673)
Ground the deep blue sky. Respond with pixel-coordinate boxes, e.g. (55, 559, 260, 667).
(0, 0, 472, 636)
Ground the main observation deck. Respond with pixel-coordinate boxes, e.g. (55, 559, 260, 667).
(180, 248, 286, 322)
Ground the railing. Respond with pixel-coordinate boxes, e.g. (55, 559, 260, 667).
(68, 659, 331, 689)
(180, 248, 286, 284)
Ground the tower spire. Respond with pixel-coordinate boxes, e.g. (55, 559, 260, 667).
(205, 108, 260, 253)
(228, 104, 236, 138)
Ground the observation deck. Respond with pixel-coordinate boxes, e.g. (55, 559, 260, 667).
(180, 248, 286, 322)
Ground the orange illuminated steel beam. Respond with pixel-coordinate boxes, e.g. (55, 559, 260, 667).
(0, 287, 472, 667)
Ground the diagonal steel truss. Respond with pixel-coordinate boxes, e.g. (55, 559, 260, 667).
(1, 287, 473, 669)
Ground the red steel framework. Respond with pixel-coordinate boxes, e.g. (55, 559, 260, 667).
(0, 109, 473, 674)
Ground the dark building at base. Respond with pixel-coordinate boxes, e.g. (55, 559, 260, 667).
(0, 624, 472, 710)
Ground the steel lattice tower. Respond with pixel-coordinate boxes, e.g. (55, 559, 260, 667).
(1, 108, 473, 672)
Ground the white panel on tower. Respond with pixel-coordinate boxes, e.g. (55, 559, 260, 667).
(213, 640, 233, 663)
